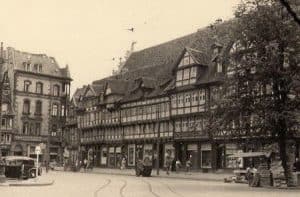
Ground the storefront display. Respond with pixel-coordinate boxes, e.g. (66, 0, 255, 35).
(201, 143, 212, 168)
(128, 144, 135, 166)
(108, 147, 115, 167)
(101, 147, 107, 165)
(225, 144, 242, 169)
(115, 146, 122, 168)
(187, 144, 198, 169)
(143, 144, 153, 162)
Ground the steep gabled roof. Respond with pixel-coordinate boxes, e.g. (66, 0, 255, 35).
(79, 20, 235, 104)
(72, 86, 87, 106)
(6, 47, 72, 79)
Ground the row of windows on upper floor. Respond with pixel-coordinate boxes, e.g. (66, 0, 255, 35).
(23, 81, 70, 96)
(76, 82, 276, 129)
(80, 122, 172, 140)
(22, 121, 59, 137)
(22, 99, 66, 117)
(23, 62, 43, 73)
(77, 102, 171, 128)
(171, 89, 206, 108)
(79, 113, 272, 142)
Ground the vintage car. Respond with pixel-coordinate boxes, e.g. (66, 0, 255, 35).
(2, 156, 42, 179)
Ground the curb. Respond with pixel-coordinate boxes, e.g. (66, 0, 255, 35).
(81, 170, 226, 182)
(8, 180, 54, 187)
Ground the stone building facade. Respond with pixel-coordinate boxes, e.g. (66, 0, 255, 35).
(0, 46, 71, 163)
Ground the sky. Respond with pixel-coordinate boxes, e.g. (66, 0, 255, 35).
(0, 0, 240, 94)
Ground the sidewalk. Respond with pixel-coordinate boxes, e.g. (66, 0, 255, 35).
(0, 174, 54, 187)
(83, 167, 231, 182)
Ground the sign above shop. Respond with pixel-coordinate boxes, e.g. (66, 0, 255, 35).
(14, 135, 47, 142)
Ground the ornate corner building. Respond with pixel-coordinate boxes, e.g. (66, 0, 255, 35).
(0, 44, 71, 163)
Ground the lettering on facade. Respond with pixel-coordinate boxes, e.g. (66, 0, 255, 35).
(14, 135, 47, 142)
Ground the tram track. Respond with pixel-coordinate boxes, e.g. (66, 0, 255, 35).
(158, 180, 185, 197)
(93, 179, 111, 197)
(119, 179, 127, 197)
(141, 178, 160, 197)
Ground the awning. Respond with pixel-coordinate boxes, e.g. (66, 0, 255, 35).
(228, 152, 271, 158)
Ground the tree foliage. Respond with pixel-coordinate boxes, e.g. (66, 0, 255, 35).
(213, 0, 300, 184)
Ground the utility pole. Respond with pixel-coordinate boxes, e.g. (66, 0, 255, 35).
(156, 105, 160, 175)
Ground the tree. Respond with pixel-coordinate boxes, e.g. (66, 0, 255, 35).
(217, 0, 300, 186)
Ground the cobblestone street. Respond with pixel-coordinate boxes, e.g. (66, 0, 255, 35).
(1, 171, 299, 197)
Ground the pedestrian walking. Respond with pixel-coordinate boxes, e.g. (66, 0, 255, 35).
(186, 155, 192, 174)
(293, 157, 300, 172)
(83, 158, 87, 171)
(175, 159, 181, 173)
(121, 157, 126, 170)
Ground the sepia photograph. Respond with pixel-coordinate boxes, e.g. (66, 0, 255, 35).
(0, 0, 300, 196)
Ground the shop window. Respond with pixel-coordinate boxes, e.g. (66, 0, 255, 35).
(128, 145, 135, 166)
(201, 144, 212, 168)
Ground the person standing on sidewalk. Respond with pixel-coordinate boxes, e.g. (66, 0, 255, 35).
(165, 152, 172, 175)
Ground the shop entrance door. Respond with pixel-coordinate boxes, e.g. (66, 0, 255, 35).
(216, 145, 225, 169)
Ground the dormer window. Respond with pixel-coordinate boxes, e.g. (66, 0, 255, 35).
(33, 64, 38, 72)
(38, 64, 43, 72)
(213, 47, 220, 55)
(23, 62, 31, 71)
(178, 52, 195, 67)
(217, 62, 222, 73)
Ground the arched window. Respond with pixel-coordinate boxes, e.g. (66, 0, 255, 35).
(53, 85, 60, 96)
(36, 82, 43, 94)
(35, 100, 42, 115)
(23, 100, 30, 114)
